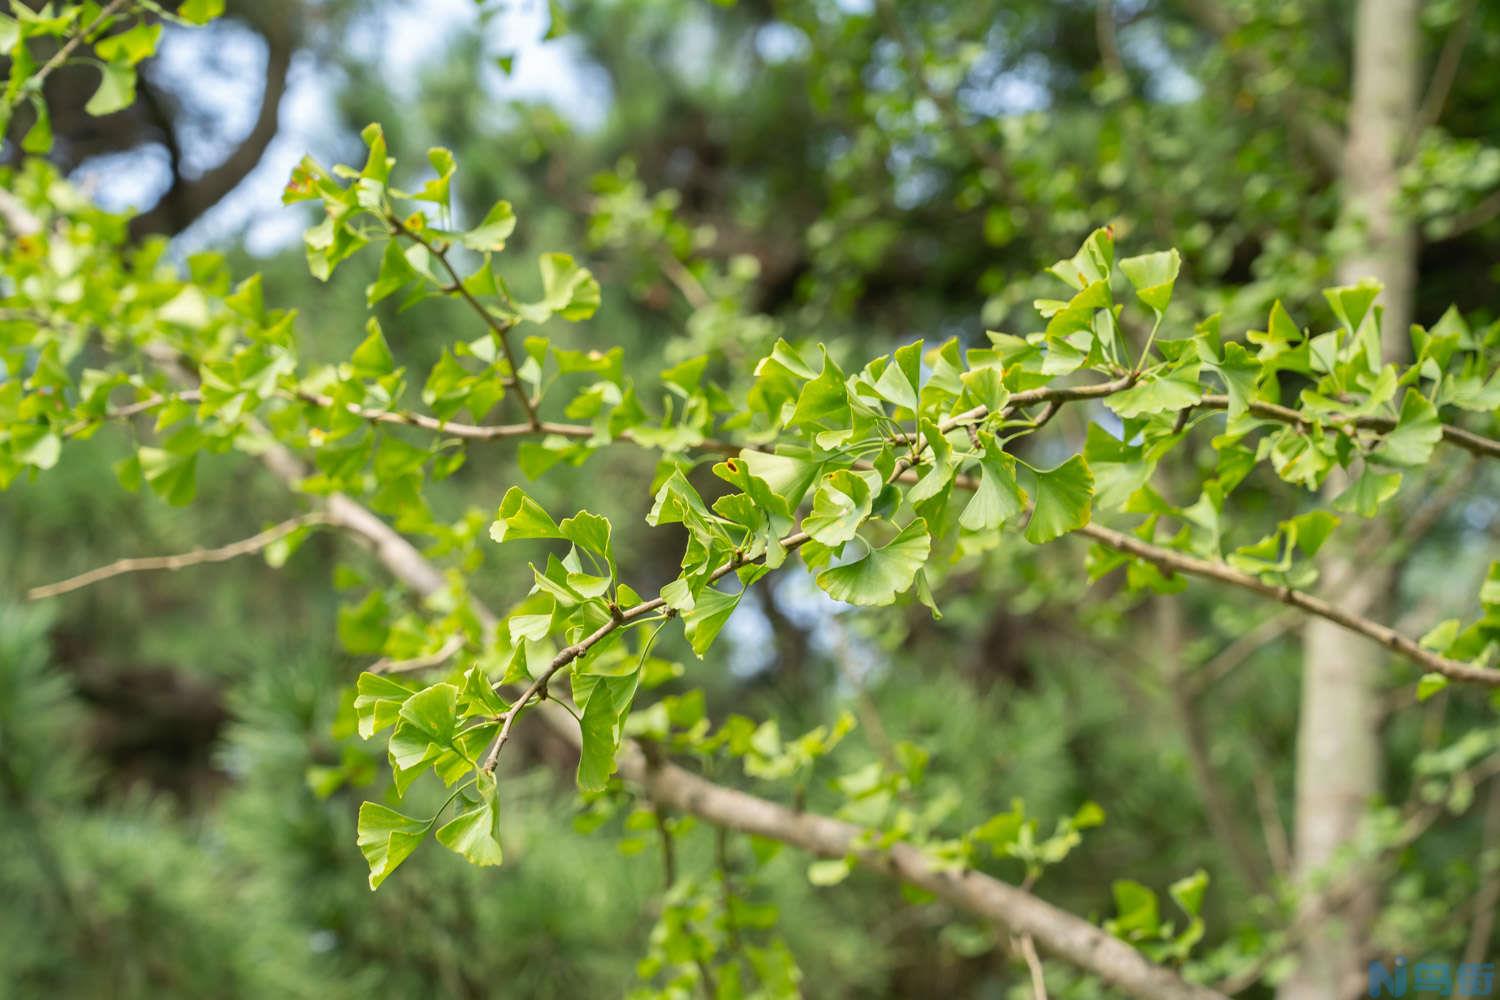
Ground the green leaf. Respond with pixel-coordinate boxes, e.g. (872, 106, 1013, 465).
(737, 449, 822, 510)
(870, 340, 922, 411)
(1202, 342, 1258, 417)
(416, 147, 457, 209)
(94, 22, 161, 65)
(1048, 228, 1114, 290)
(1023, 457, 1093, 544)
(790, 350, 850, 428)
(349, 318, 395, 379)
(516, 253, 601, 323)
(1416, 673, 1449, 702)
(960, 435, 1027, 532)
(367, 240, 419, 306)
(802, 469, 877, 547)
(1105, 366, 1200, 418)
(816, 519, 931, 607)
(807, 858, 852, 886)
(577, 673, 640, 791)
(559, 510, 615, 575)
(1119, 249, 1180, 317)
(1106, 879, 1160, 939)
(353, 672, 419, 739)
(1371, 390, 1442, 467)
(338, 591, 389, 655)
(388, 683, 461, 779)
(490, 486, 561, 542)
(461, 200, 516, 252)
(435, 780, 503, 866)
(137, 446, 198, 506)
(1168, 869, 1209, 919)
(1420, 619, 1461, 654)
(356, 802, 428, 889)
(179, 0, 226, 24)
(682, 587, 740, 657)
(1324, 281, 1380, 336)
(22, 97, 52, 154)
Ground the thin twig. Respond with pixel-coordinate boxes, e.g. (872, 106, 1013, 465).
(62, 390, 204, 437)
(1435, 186, 1500, 240)
(1193, 394, 1500, 461)
(27, 513, 327, 600)
(1250, 765, 1292, 880)
(1080, 519, 1498, 685)
(1410, 0, 1478, 146)
(1159, 599, 1272, 893)
(1459, 779, 1500, 996)
(10, 0, 132, 111)
(388, 215, 540, 429)
(1018, 933, 1049, 1000)
(371, 633, 465, 675)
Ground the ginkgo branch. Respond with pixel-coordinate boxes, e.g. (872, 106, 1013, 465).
(27, 512, 327, 600)
(387, 214, 540, 429)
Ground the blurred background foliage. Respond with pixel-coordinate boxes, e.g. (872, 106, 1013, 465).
(2, 0, 1499, 995)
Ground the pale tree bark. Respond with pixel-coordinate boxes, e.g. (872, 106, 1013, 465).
(1281, 1, 1420, 997)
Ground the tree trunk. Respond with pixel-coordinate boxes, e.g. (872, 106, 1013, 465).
(1281, 1, 1419, 997)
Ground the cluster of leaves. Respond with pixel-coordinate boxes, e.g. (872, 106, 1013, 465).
(0, 0, 222, 152)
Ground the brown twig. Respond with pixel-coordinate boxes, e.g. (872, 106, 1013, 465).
(371, 633, 466, 675)
(10, 0, 132, 111)
(1410, 0, 1478, 145)
(27, 512, 327, 600)
(1018, 932, 1050, 1000)
(388, 215, 540, 429)
(1079, 520, 1498, 686)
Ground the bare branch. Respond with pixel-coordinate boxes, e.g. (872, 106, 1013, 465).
(27, 512, 326, 601)
(1410, 0, 1478, 146)
(1460, 778, 1500, 988)
(370, 633, 465, 675)
(1017, 931, 1050, 1000)
(1193, 394, 1500, 461)
(1079, 520, 1498, 686)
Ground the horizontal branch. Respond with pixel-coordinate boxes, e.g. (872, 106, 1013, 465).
(1076, 521, 1497, 686)
(624, 746, 1225, 1000)
(370, 633, 466, 675)
(1195, 394, 1500, 461)
(300, 373, 1500, 464)
(69, 366, 1496, 685)
(26, 512, 326, 600)
(296, 375, 1496, 685)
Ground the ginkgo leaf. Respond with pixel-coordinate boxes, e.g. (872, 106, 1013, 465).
(816, 519, 931, 606)
(802, 469, 877, 546)
(435, 780, 503, 866)
(960, 436, 1027, 532)
(357, 802, 428, 890)
(490, 487, 560, 542)
(1023, 457, 1093, 544)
